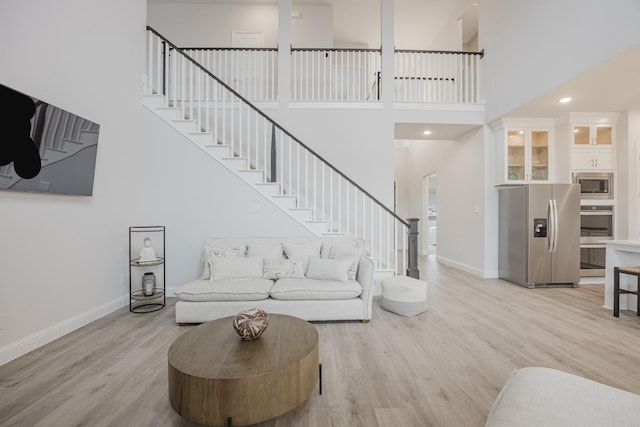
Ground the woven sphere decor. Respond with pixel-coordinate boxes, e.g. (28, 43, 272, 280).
(232, 308, 270, 340)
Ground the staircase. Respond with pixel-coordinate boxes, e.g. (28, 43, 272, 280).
(144, 26, 418, 278)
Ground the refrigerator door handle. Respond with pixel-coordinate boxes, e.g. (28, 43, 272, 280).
(547, 200, 553, 252)
(551, 199, 559, 253)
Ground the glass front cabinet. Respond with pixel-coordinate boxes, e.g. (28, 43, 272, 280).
(569, 113, 617, 171)
(493, 119, 554, 184)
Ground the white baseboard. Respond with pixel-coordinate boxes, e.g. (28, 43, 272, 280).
(0, 295, 128, 367)
(436, 255, 488, 278)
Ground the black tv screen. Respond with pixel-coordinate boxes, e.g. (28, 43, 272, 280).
(0, 83, 100, 196)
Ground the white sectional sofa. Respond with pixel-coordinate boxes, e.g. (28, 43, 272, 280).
(174, 237, 374, 324)
(486, 367, 640, 427)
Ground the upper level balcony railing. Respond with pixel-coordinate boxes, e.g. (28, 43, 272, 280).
(394, 49, 483, 103)
(182, 46, 483, 104)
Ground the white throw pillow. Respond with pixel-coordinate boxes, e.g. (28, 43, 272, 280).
(305, 257, 352, 283)
(210, 256, 263, 281)
(283, 241, 322, 272)
(247, 243, 283, 259)
(262, 258, 305, 279)
(329, 246, 362, 281)
(201, 245, 245, 279)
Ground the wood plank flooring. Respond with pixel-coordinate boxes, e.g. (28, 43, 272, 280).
(2, 256, 640, 427)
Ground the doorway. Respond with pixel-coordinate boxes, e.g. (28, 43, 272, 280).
(424, 174, 437, 256)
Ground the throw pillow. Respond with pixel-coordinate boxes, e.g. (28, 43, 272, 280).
(329, 246, 363, 281)
(247, 243, 283, 259)
(305, 257, 352, 283)
(283, 241, 322, 272)
(262, 258, 305, 279)
(201, 246, 245, 279)
(210, 256, 264, 281)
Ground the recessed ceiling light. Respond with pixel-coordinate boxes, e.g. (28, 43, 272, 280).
(423, 130, 432, 135)
(559, 97, 572, 104)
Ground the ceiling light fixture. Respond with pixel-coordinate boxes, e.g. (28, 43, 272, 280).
(559, 97, 572, 104)
(423, 130, 432, 135)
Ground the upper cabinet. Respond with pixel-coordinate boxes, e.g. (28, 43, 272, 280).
(568, 113, 617, 171)
(492, 118, 555, 185)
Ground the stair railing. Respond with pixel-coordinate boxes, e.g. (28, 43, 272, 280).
(145, 26, 419, 276)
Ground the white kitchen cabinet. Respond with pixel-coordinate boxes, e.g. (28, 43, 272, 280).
(492, 119, 555, 184)
(570, 115, 616, 171)
(571, 148, 613, 170)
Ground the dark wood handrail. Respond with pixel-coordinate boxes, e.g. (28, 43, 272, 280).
(181, 46, 277, 52)
(146, 25, 408, 227)
(396, 48, 484, 58)
(292, 47, 382, 53)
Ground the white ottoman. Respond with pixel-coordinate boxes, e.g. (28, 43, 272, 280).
(380, 276, 428, 316)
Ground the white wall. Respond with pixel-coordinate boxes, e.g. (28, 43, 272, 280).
(395, 0, 469, 50)
(147, 3, 280, 47)
(480, 0, 640, 121)
(435, 128, 487, 276)
(0, 0, 147, 364)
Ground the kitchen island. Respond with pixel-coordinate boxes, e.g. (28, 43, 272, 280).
(604, 240, 640, 312)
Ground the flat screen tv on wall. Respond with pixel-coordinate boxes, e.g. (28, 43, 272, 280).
(0, 83, 100, 196)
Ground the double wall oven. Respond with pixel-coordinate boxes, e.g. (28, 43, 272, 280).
(579, 205, 613, 276)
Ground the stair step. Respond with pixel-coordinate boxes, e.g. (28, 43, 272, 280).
(304, 220, 329, 235)
(221, 157, 247, 172)
(238, 169, 265, 185)
(322, 231, 346, 236)
(272, 195, 297, 209)
(142, 94, 165, 108)
(288, 208, 313, 222)
(188, 132, 214, 147)
(255, 182, 281, 197)
(155, 107, 180, 121)
(171, 119, 198, 134)
(204, 144, 231, 158)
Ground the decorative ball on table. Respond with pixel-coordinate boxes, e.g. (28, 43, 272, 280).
(233, 308, 270, 341)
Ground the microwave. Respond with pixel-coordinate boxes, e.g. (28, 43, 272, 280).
(572, 172, 613, 199)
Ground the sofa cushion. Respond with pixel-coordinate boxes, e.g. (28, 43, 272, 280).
(175, 278, 274, 302)
(201, 242, 246, 279)
(283, 241, 322, 271)
(328, 246, 363, 280)
(270, 278, 362, 300)
(305, 258, 353, 283)
(210, 256, 263, 280)
(247, 243, 283, 259)
(263, 258, 305, 279)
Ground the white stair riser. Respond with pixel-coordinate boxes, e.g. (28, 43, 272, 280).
(238, 170, 265, 185)
(172, 120, 198, 134)
(221, 158, 247, 172)
(255, 184, 281, 197)
(289, 209, 313, 222)
(155, 107, 180, 121)
(142, 95, 165, 108)
(188, 133, 214, 147)
(272, 196, 297, 209)
(304, 221, 329, 235)
(204, 145, 231, 159)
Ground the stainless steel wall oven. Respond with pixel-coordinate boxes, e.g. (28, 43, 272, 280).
(579, 205, 613, 276)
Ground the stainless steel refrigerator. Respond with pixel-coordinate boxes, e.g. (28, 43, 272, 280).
(498, 184, 580, 288)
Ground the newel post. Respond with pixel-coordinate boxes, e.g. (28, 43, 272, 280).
(407, 218, 420, 279)
(270, 124, 277, 182)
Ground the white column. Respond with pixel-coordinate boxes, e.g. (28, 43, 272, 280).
(278, 0, 292, 106)
(380, 0, 395, 106)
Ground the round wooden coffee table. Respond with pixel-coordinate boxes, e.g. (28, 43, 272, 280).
(168, 314, 319, 427)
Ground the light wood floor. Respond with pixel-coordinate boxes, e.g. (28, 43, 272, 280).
(2, 257, 640, 427)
